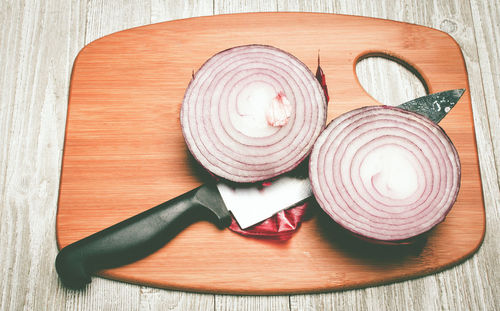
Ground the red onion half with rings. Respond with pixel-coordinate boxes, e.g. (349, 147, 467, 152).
(309, 106, 461, 242)
(181, 45, 327, 183)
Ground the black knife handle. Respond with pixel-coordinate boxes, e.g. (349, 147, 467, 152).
(55, 184, 231, 289)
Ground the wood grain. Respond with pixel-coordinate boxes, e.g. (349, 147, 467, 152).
(56, 12, 484, 294)
(1, 0, 498, 310)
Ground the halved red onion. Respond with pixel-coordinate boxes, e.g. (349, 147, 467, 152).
(181, 45, 327, 183)
(309, 106, 461, 242)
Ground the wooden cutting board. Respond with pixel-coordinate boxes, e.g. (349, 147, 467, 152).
(56, 13, 485, 294)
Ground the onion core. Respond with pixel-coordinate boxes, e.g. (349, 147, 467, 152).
(266, 91, 292, 127)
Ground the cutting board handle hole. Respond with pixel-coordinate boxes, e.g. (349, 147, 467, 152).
(355, 52, 429, 106)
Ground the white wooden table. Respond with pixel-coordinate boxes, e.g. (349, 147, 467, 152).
(0, 1, 498, 310)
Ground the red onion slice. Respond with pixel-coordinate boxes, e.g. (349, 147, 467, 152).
(181, 45, 327, 182)
(309, 106, 460, 242)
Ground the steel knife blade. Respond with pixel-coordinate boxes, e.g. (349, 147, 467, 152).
(217, 174, 312, 229)
(397, 89, 465, 123)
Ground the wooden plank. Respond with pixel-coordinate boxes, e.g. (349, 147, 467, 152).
(0, 0, 86, 310)
(468, 0, 500, 307)
(216, 296, 290, 311)
(215, 0, 278, 13)
(85, 0, 151, 44)
(151, 0, 214, 23)
(139, 287, 214, 311)
(469, 0, 500, 195)
(277, 0, 334, 12)
(56, 12, 484, 294)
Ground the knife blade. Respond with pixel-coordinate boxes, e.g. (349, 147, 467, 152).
(397, 89, 465, 123)
(218, 174, 312, 229)
(55, 172, 311, 289)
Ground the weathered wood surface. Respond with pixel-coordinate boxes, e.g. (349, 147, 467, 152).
(0, 0, 498, 310)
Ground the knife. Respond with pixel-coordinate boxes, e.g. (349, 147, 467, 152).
(55, 171, 312, 289)
(397, 89, 465, 123)
(55, 89, 465, 289)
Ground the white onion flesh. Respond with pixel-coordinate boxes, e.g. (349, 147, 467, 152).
(309, 106, 461, 242)
(181, 45, 327, 182)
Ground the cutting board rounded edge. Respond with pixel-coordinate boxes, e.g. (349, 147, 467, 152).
(56, 12, 486, 293)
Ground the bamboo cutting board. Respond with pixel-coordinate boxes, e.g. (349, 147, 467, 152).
(56, 13, 485, 294)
